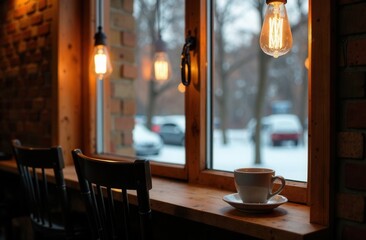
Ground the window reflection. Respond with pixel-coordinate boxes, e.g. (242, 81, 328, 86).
(133, 0, 186, 164)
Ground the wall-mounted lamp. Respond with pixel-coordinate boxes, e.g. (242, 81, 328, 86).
(92, 0, 112, 80)
(259, 0, 292, 58)
(153, 0, 171, 82)
(153, 36, 170, 81)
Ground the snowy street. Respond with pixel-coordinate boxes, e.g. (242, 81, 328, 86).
(148, 129, 308, 182)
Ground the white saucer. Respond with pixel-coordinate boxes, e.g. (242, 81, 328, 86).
(223, 193, 287, 213)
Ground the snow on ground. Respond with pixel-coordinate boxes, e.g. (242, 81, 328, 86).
(147, 129, 308, 182)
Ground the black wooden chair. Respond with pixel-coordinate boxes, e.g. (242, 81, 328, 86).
(11, 139, 90, 240)
(71, 149, 153, 240)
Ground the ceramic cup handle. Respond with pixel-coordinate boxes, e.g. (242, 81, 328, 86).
(268, 175, 286, 199)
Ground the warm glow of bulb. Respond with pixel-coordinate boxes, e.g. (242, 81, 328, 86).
(93, 45, 112, 80)
(95, 49, 107, 74)
(153, 52, 170, 81)
(259, 1, 292, 58)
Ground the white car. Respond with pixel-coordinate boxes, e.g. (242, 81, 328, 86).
(248, 114, 303, 146)
(133, 123, 163, 156)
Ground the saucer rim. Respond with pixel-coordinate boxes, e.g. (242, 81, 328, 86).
(222, 193, 288, 212)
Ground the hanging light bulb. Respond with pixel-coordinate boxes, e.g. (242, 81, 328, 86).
(152, 0, 171, 82)
(92, 26, 113, 80)
(259, 0, 292, 58)
(153, 36, 171, 81)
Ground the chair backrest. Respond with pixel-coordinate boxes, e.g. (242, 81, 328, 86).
(11, 139, 76, 237)
(72, 149, 153, 240)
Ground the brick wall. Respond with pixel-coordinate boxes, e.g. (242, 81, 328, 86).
(337, 0, 366, 239)
(108, 0, 137, 155)
(0, 0, 137, 157)
(0, 0, 54, 154)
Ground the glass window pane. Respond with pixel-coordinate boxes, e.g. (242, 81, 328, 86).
(133, 0, 185, 164)
(210, 0, 308, 182)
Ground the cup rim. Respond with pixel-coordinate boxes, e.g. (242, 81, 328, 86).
(234, 167, 275, 174)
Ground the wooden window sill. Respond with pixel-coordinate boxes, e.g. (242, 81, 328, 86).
(0, 160, 327, 239)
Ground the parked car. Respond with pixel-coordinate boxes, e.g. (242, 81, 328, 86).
(156, 115, 186, 146)
(247, 114, 303, 147)
(133, 123, 163, 156)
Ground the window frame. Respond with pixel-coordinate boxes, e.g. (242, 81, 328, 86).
(84, 0, 333, 226)
(183, 0, 312, 201)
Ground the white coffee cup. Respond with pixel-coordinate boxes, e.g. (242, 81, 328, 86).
(234, 168, 286, 203)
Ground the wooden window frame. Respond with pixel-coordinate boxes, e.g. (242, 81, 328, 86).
(84, 0, 333, 226)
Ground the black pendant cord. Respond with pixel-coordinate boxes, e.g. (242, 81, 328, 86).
(94, 0, 106, 46)
(156, 0, 161, 39)
(97, 0, 103, 30)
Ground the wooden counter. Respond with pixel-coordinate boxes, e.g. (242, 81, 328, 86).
(0, 160, 328, 240)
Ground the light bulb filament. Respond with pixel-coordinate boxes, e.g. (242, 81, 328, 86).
(153, 52, 170, 81)
(269, 17, 283, 50)
(259, 1, 293, 58)
(154, 60, 169, 81)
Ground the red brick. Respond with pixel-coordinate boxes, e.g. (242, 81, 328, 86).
(339, 0, 365, 4)
(10, 56, 20, 66)
(120, 64, 137, 79)
(26, 64, 38, 75)
(347, 38, 366, 66)
(31, 13, 43, 26)
(114, 116, 135, 131)
(26, 39, 37, 50)
(337, 132, 364, 159)
(123, 0, 134, 13)
(38, 0, 47, 11)
(5, 67, 20, 77)
(27, 2, 37, 15)
(342, 225, 366, 240)
(13, 5, 26, 19)
(48, 0, 55, 7)
(19, 18, 29, 29)
(32, 98, 45, 111)
(110, 46, 135, 62)
(121, 32, 136, 47)
(6, 22, 17, 34)
(340, 3, 366, 35)
(346, 101, 366, 128)
(345, 163, 366, 190)
(121, 99, 136, 115)
(110, 99, 122, 114)
(339, 71, 366, 98)
(0, 37, 11, 47)
(22, 29, 32, 40)
(37, 36, 47, 48)
(111, 13, 135, 31)
(122, 131, 133, 145)
(38, 22, 50, 35)
(337, 193, 365, 222)
(12, 33, 23, 43)
(43, 8, 53, 21)
(18, 42, 27, 53)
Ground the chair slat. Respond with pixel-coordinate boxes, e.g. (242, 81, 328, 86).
(12, 139, 90, 239)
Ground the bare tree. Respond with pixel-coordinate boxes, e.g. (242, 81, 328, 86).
(135, 0, 184, 130)
(250, 0, 308, 164)
(214, 0, 256, 145)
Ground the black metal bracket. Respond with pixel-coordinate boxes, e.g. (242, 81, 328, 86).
(180, 35, 196, 86)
